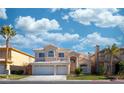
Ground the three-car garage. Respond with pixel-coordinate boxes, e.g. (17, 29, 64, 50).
(32, 62, 69, 75)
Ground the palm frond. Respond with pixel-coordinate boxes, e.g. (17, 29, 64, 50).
(0, 25, 16, 40)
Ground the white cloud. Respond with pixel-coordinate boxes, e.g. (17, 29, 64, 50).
(50, 8, 61, 12)
(62, 15, 69, 20)
(12, 34, 49, 48)
(73, 32, 121, 51)
(0, 8, 7, 19)
(12, 32, 79, 48)
(15, 16, 61, 32)
(67, 8, 124, 28)
(13, 16, 80, 48)
(42, 32, 79, 42)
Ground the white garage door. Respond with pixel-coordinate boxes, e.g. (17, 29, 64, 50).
(0, 65, 5, 74)
(56, 65, 68, 75)
(32, 65, 54, 75)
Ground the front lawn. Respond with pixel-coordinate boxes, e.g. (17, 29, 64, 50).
(67, 74, 108, 80)
(0, 75, 29, 80)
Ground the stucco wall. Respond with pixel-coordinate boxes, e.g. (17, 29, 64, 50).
(11, 50, 34, 66)
(78, 55, 91, 74)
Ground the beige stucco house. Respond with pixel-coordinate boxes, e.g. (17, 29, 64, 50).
(32, 44, 91, 75)
(0, 47, 35, 74)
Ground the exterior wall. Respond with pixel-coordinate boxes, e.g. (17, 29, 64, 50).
(11, 50, 34, 66)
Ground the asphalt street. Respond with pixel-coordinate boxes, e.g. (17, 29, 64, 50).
(0, 80, 124, 84)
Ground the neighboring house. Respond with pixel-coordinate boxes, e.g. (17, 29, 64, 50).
(32, 44, 91, 75)
(0, 47, 35, 74)
(91, 45, 124, 74)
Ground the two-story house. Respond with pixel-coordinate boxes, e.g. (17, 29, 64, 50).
(91, 45, 124, 74)
(32, 45, 91, 75)
(0, 47, 35, 74)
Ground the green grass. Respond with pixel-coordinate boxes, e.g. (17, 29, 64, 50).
(0, 75, 29, 80)
(67, 74, 108, 80)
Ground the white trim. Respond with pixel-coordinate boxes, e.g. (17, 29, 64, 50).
(31, 61, 70, 65)
(54, 65, 56, 75)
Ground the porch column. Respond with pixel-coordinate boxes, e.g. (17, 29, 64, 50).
(6, 64, 11, 75)
(76, 57, 79, 68)
(54, 65, 56, 75)
(68, 64, 70, 75)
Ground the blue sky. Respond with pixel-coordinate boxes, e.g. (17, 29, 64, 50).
(0, 8, 124, 55)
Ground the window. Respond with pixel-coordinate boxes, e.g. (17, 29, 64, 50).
(48, 50, 54, 57)
(59, 53, 64, 57)
(80, 64, 87, 67)
(39, 53, 45, 57)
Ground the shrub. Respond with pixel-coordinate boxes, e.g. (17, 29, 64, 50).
(11, 70, 16, 74)
(11, 70, 24, 75)
(75, 68, 82, 76)
(17, 70, 24, 75)
(98, 64, 105, 75)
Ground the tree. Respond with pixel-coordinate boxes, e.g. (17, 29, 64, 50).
(0, 25, 16, 75)
(118, 61, 124, 74)
(99, 64, 105, 75)
(104, 44, 120, 75)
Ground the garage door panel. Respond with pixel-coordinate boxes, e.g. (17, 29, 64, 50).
(32, 64, 68, 75)
(0, 65, 5, 74)
(56, 65, 68, 75)
(32, 65, 54, 75)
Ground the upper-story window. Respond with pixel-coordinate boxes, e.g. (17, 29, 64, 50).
(48, 50, 54, 57)
(39, 53, 45, 57)
(59, 53, 64, 57)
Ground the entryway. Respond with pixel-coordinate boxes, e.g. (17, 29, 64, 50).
(70, 56, 77, 73)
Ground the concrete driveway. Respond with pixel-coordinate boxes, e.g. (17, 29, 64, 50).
(20, 75, 66, 81)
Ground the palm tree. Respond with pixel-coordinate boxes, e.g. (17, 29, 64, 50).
(105, 44, 120, 75)
(0, 25, 16, 75)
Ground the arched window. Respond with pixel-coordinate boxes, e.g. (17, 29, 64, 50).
(48, 50, 54, 57)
